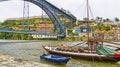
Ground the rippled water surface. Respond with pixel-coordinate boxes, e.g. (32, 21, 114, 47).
(0, 40, 120, 67)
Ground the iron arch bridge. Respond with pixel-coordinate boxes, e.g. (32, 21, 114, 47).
(0, 0, 76, 37)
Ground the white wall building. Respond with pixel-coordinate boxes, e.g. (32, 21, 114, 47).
(31, 34, 57, 38)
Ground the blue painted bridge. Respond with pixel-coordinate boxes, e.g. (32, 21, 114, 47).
(0, 0, 76, 37)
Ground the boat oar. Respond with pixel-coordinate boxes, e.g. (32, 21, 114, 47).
(73, 42, 86, 47)
(104, 41, 120, 45)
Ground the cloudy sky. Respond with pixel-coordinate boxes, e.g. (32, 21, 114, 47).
(0, 0, 120, 21)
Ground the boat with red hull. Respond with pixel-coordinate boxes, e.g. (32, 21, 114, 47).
(42, 45, 120, 61)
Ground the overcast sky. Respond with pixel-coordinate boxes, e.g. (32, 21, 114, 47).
(0, 0, 120, 21)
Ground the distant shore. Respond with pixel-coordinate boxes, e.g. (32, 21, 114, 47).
(0, 53, 55, 67)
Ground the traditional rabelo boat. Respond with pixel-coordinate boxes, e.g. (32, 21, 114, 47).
(42, 43, 120, 61)
(43, 0, 120, 61)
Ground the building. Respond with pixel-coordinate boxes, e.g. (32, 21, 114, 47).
(6, 15, 49, 21)
(73, 26, 92, 37)
(31, 34, 57, 38)
(36, 22, 54, 33)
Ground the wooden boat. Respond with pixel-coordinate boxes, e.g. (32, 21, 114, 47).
(42, 0, 120, 62)
(40, 54, 71, 64)
(42, 45, 120, 61)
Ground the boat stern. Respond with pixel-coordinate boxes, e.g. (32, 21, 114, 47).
(114, 52, 120, 59)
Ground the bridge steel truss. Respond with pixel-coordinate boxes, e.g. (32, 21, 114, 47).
(0, 0, 76, 37)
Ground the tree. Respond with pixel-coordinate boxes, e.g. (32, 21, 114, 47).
(106, 18, 110, 22)
(95, 17, 103, 23)
(114, 17, 119, 22)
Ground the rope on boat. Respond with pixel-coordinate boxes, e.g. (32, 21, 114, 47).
(98, 56, 106, 67)
(91, 54, 95, 66)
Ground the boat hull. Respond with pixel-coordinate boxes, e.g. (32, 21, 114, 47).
(40, 54, 70, 64)
(42, 45, 120, 61)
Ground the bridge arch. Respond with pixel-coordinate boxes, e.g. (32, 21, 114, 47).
(0, 0, 76, 37)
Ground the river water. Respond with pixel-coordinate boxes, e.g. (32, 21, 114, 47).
(0, 40, 120, 67)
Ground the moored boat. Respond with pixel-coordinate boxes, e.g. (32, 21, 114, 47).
(42, 45, 120, 61)
(42, 0, 120, 62)
(40, 54, 71, 64)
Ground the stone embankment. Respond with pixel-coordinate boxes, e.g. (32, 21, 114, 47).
(0, 53, 54, 67)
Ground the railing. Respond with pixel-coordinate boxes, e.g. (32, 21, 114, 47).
(0, 28, 64, 37)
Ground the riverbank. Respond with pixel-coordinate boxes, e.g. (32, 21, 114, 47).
(0, 53, 55, 67)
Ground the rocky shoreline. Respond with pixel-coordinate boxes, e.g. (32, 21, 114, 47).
(0, 53, 55, 67)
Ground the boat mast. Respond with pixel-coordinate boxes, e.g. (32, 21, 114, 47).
(86, 0, 91, 53)
(86, 0, 90, 41)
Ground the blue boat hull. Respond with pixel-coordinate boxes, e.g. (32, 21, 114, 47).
(40, 54, 70, 64)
